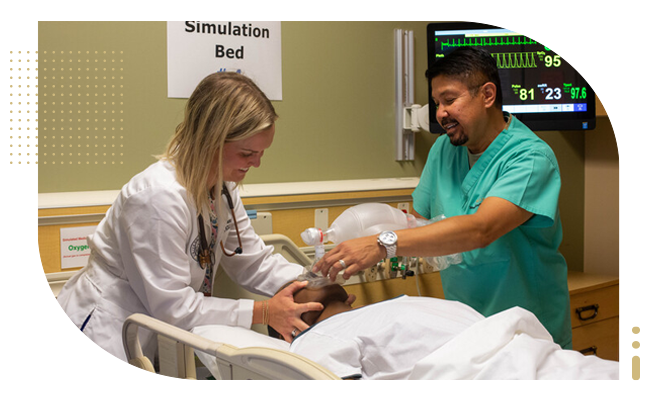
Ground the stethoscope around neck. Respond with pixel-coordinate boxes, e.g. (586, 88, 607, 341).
(197, 183, 243, 269)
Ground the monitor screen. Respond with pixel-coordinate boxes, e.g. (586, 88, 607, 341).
(427, 22, 596, 132)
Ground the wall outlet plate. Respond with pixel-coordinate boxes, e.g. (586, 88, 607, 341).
(250, 212, 273, 235)
(315, 208, 329, 230)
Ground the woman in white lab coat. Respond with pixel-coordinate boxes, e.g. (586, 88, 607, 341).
(57, 72, 323, 362)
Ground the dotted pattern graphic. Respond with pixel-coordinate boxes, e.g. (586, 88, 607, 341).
(633, 326, 641, 380)
(39, 50, 123, 165)
(8, 51, 39, 165)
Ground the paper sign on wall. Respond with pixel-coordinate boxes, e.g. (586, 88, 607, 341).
(60, 226, 96, 270)
(167, 21, 282, 100)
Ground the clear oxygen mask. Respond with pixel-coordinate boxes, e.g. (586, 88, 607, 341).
(297, 269, 344, 288)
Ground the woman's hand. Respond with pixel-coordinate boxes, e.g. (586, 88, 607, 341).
(268, 280, 323, 343)
(312, 235, 385, 281)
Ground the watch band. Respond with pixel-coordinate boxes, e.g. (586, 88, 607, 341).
(377, 232, 397, 259)
(384, 243, 396, 259)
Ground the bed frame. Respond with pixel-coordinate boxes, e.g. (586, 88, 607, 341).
(123, 313, 339, 380)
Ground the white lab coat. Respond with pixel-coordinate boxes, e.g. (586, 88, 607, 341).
(57, 160, 304, 361)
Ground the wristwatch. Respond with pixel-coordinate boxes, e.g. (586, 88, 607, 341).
(377, 231, 398, 259)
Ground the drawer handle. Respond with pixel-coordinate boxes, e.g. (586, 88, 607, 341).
(579, 346, 598, 356)
(575, 304, 599, 321)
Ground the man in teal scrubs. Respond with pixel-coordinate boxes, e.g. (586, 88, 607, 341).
(314, 47, 572, 349)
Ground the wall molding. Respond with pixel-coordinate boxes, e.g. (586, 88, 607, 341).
(39, 177, 420, 210)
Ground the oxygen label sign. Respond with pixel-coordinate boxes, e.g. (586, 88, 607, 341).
(60, 226, 96, 270)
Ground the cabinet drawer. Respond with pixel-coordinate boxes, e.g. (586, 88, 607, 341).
(569, 285, 619, 328)
(572, 317, 619, 362)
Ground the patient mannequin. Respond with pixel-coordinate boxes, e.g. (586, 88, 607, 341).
(267, 284, 351, 342)
(293, 284, 352, 326)
(283, 283, 484, 379)
(278, 284, 619, 380)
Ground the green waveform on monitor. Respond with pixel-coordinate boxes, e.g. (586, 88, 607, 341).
(492, 52, 538, 69)
(440, 36, 538, 51)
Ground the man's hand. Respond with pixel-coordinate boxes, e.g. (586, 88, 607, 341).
(312, 235, 385, 281)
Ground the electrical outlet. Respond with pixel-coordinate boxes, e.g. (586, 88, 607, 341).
(397, 202, 410, 213)
(364, 265, 378, 282)
(315, 208, 329, 230)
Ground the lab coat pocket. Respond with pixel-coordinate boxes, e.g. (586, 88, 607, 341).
(61, 307, 96, 379)
(61, 302, 130, 379)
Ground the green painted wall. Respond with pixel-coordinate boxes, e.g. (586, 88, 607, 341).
(38, 21, 435, 192)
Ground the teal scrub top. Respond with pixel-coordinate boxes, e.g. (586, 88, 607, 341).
(412, 113, 572, 349)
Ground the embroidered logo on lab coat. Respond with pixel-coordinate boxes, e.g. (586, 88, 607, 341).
(190, 235, 201, 263)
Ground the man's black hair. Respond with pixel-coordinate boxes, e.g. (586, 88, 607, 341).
(426, 47, 503, 107)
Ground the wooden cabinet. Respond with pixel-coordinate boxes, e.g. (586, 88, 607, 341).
(594, 21, 621, 116)
(567, 271, 619, 361)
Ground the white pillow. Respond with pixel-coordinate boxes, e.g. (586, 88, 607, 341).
(191, 325, 290, 379)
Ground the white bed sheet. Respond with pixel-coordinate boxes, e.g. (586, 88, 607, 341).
(191, 306, 619, 380)
(289, 295, 484, 379)
(408, 307, 619, 380)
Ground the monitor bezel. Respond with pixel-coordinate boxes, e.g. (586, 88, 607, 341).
(426, 22, 596, 133)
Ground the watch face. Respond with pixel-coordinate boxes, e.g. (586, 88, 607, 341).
(379, 231, 397, 245)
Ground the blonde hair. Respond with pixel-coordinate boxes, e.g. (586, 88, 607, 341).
(159, 72, 277, 215)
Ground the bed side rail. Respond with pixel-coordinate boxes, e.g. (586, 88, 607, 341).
(123, 313, 218, 379)
(123, 313, 339, 380)
(259, 233, 313, 267)
(213, 343, 340, 380)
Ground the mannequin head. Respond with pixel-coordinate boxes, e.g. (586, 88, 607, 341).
(293, 284, 351, 326)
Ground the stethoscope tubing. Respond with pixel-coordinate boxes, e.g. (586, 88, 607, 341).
(198, 183, 243, 269)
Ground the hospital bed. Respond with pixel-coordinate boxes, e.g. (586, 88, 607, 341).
(123, 313, 339, 380)
(120, 234, 619, 380)
(123, 307, 620, 381)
